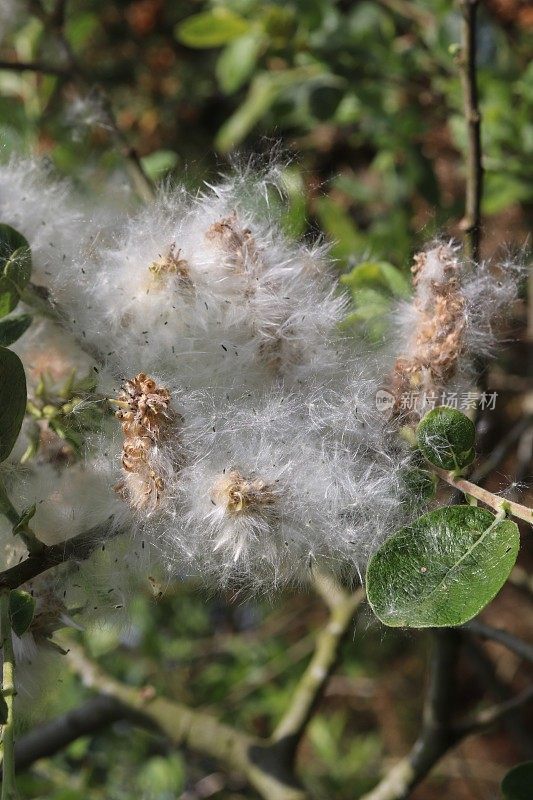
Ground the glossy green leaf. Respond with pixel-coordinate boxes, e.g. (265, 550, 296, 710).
(366, 505, 520, 628)
(0, 346, 27, 462)
(0, 313, 32, 346)
(9, 589, 36, 637)
(0, 224, 32, 318)
(501, 761, 533, 800)
(417, 406, 475, 471)
(176, 9, 249, 48)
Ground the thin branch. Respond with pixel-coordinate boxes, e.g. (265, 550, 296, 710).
(271, 579, 364, 749)
(360, 630, 460, 800)
(458, 0, 483, 262)
(0, 519, 119, 591)
(453, 686, 533, 738)
(1, 592, 18, 800)
(9, 0, 155, 202)
(359, 631, 533, 800)
(14, 696, 126, 771)
(65, 642, 307, 800)
(462, 620, 533, 663)
(0, 60, 70, 77)
(432, 465, 533, 525)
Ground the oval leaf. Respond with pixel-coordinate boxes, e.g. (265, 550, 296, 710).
(501, 762, 533, 800)
(176, 9, 249, 48)
(0, 313, 32, 346)
(417, 406, 475, 471)
(0, 346, 27, 462)
(216, 32, 263, 94)
(9, 589, 36, 637)
(366, 505, 520, 628)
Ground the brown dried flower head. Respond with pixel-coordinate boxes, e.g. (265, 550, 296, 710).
(149, 244, 191, 285)
(391, 244, 466, 414)
(205, 212, 261, 273)
(115, 373, 174, 510)
(211, 470, 276, 514)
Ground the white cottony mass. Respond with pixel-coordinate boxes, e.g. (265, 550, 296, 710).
(0, 158, 524, 603)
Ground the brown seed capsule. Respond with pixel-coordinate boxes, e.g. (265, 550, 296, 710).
(114, 374, 176, 510)
(211, 470, 276, 514)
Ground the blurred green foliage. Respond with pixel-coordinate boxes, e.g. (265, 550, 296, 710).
(1, 0, 531, 272)
(17, 583, 416, 800)
(1, 1, 532, 797)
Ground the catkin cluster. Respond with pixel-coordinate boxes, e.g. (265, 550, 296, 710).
(0, 158, 524, 628)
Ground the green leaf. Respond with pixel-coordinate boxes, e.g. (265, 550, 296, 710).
(0, 224, 32, 318)
(0, 692, 8, 724)
(9, 589, 36, 637)
(176, 9, 249, 48)
(215, 72, 280, 151)
(417, 406, 475, 471)
(315, 198, 367, 260)
(402, 467, 437, 501)
(341, 261, 411, 299)
(140, 150, 178, 181)
(0, 313, 32, 346)
(216, 32, 263, 94)
(215, 66, 319, 151)
(0, 346, 27, 462)
(137, 754, 186, 795)
(366, 505, 520, 628)
(501, 762, 533, 800)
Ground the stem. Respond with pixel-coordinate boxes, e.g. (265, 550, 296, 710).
(360, 630, 459, 800)
(272, 578, 364, 748)
(0, 59, 68, 76)
(432, 466, 533, 525)
(0, 480, 44, 557)
(462, 620, 533, 663)
(65, 642, 307, 800)
(458, 0, 483, 262)
(0, 518, 118, 591)
(1, 592, 18, 800)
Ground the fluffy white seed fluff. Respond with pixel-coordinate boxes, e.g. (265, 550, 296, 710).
(0, 161, 525, 605)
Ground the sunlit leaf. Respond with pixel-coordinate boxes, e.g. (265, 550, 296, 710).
(140, 150, 178, 180)
(176, 9, 250, 49)
(366, 505, 519, 627)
